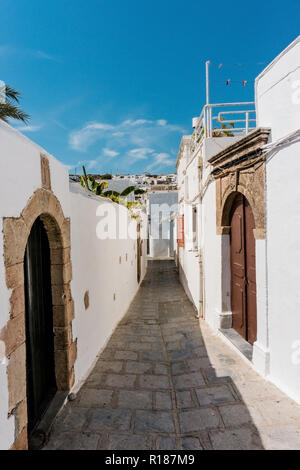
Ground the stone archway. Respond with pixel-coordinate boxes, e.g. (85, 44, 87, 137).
(209, 127, 270, 241)
(208, 128, 270, 330)
(217, 183, 264, 331)
(219, 183, 264, 240)
(1, 187, 76, 450)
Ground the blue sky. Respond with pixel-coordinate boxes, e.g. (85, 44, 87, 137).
(1, 0, 299, 174)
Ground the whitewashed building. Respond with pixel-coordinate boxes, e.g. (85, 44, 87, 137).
(147, 190, 178, 258)
(176, 37, 300, 404)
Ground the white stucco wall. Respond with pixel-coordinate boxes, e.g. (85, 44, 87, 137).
(177, 142, 199, 310)
(201, 180, 223, 329)
(178, 247, 200, 310)
(0, 122, 147, 448)
(255, 36, 300, 402)
(256, 36, 300, 142)
(69, 183, 146, 388)
(177, 137, 238, 318)
(264, 142, 300, 403)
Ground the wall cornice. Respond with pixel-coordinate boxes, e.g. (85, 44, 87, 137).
(208, 128, 271, 170)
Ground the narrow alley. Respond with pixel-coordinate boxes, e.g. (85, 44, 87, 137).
(44, 260, 300, 450)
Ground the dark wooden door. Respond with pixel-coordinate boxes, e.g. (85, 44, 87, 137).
(24, 218, 57, 437)
(244, 198, 257, 344)
(230, 194, 246, 339)
(230, 194, 257, 344)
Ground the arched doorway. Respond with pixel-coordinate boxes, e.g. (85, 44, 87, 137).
(24, 217, 57, 439)
(230, 193, 257, 344)
(3, 188, 76, 449)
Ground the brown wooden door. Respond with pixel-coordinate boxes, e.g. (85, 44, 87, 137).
(244, 198, 257, 344)
(230, 194, 247, 339)
(230, 194, 257, 344)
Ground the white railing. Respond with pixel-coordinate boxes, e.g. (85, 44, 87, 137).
(191, 102, 256, 151)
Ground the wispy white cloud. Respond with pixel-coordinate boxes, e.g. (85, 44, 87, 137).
(85, 159, 98, 169)
(146, 152, 175, 171)
(86, 122, 115, 131)
(16, 124, 43, 133)
(68, 158, 100, 173)
(103, 148, 119, 158)
(126, 148, 154, 162)
(33, 50, 61, 62)
(0, 44, 61, 62)
(69, 118, 186, 152)
(51, 119, 69, 130)
(69, 121, 115, 151)
(68, 117, 185, 172)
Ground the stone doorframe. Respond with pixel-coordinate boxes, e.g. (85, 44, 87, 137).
(208, 127, 271, 330)
(1, 184, 76, 450)
(209, 127, 271, 241)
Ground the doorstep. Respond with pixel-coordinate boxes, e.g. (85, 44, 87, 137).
(29, 391, 69, 450)
(219, 328, 253, 362)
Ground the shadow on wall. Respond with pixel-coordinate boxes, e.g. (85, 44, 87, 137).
(177, 261, 199, 314)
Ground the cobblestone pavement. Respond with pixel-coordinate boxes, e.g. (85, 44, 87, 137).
(45, 260, 300, 450)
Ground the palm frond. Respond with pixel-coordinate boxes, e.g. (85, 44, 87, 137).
(4, 85, 21, 103)
(81, 165, 90, 190)
(103, 190, 120, 197)
(0, 103, 29, 123)
(120, 185, 136, 197)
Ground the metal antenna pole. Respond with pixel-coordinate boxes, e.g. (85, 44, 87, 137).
(205, 60, 211, 136)
(205, 60, 210, 105)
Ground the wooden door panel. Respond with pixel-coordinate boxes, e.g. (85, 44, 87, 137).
(230, 194, 246, 339)
(231, 284, 245, 333)
(246, 289, 257, 344)
(244, 199, 257, 344)
(230, 194, 257, 345)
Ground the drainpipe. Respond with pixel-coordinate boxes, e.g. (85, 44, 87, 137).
(198, 154, 204, 318)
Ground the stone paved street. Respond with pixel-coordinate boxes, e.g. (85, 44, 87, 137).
(44, 260, 300, 450)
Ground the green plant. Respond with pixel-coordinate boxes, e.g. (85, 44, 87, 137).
(212, 117, 234, 137)
(100, 173, 112, 179)
(133, 188, 146, 195)
(78, 166, 142, 216)
(191, 116, 235, 146)
(78, 166, 109, 195)
(0, 84, 29, 123)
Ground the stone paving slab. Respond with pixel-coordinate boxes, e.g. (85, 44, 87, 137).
(44, 260, 300, 450)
